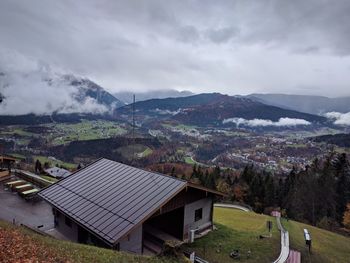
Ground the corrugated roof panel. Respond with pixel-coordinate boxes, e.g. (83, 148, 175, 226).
(38, 158, 187, 245)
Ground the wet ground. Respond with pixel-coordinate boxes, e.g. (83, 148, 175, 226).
(0, 177, 54, 231)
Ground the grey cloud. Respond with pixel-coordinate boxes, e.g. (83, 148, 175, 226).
(293, 46, 321, 55)
(205, 27, 239, 43)
(0, 50, 108, 115)
(175, 25, 200, 43)
(325, 112, 350, 125)
(0, 0, 350, 97)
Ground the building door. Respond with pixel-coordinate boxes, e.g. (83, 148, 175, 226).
(77, 225, 89, 244)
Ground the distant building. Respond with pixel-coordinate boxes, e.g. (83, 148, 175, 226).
(39, 158, 224, 254)
(0, 155, 16, 171)
(44, 167, 71, 179)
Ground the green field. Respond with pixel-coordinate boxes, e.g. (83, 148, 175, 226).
(46, 120, 127, 145)
(184, 208, 280, 263)
(0, 127, 34, 137)
(117, 144, 153, 160)
(184, 156, 195, 165)
(0, 120, 129, 148)
(283, 218, 350, 263)
(9, 153, 26, 159)
(286, 144, 307, 148)
(138, 147, 153, 158)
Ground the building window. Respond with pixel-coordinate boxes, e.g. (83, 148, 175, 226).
(195, 208, 203, 222)
(65, 216, 72, 227)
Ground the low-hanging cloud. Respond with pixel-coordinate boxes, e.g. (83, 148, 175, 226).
(325, 112, 350, 125)
(0, 50, 108, 115)
(222, 117, 311, 127)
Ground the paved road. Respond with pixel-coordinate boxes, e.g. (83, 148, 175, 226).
(273, 216, 290, 263)
(214, 203, 251, 212)
(0, 181, 53, 231)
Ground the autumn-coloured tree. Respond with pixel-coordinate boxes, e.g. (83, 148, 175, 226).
(343, 203, 350, 229)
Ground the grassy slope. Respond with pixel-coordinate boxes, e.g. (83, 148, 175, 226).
(117, 144, 152, 160)
(183, 208, 280, 263)
(0, 221, 181, 263)
(2, 207, 349, 262)
(34, 156, 76, 170)
(282, 218, 350, 263)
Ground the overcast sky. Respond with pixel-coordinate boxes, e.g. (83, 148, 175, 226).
(1, 0, 350, 97)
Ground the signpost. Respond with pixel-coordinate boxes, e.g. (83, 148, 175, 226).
(190, 252, 195, 263)
(267, 220, 273, 233)
(304, 229, 312, 253)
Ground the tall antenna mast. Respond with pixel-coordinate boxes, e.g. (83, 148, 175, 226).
(132, 94, 135, 163)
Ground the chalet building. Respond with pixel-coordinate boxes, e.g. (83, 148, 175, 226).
(39, 158, 224, 254)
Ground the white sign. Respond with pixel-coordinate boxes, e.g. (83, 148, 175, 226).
(190, 252, 195, 263)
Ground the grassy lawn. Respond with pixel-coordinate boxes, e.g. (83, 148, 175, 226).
(117, 144, 152, 160)
(282, 218, 350, 263)
(0, 127, 34, 137)
(184, 156, 195, 165)
(286, 144, 307, 148)
(183, 208, 280, 263)
(9, 153, 26, 159)
(138, 147, 153, 158)
(0, 221, 182, 263)
(34, 156, 76, 170)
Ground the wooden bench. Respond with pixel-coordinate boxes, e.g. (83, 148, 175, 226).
(19, 188, 39, 199)
(5, 180, 26, 189)
(15, 184, 34, 193)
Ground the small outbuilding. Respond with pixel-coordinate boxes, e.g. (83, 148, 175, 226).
(45, 167, 71, 179)
(0, 155, 16, 171)
(39, 158, 224, 254)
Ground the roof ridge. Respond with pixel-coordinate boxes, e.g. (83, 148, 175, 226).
(100, 157, 188, 183)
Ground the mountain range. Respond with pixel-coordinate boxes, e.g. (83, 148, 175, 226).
(117, 93, 327, 128)
(113, 89, 193, 104)
(0, 55, 346, 129)
(247, 94, 350, 115)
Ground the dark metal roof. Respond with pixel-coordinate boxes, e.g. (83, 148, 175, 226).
(38, 158, 187, 245)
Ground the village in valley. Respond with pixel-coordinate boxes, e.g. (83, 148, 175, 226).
(2, 1, 350, 262)
(1, 114, 350, 263)
(0, 119, 346, 175)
